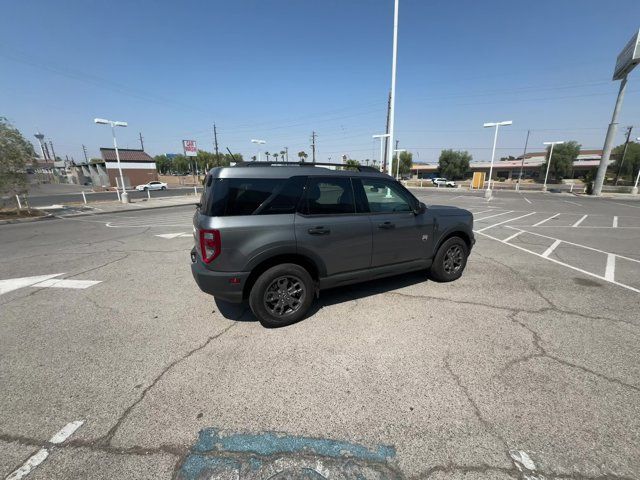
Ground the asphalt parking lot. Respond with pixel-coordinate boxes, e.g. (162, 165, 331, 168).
(1, 189, 639, 479)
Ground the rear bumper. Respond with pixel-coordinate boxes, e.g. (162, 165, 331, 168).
(190, 253, 249, 303)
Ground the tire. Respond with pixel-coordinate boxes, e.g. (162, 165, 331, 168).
(429, 236, 468, 282)
(143, 187, 148, 191)
(161, 186, 166, 190)
(249, 263, 314, 328)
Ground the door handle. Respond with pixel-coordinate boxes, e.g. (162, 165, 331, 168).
(378, 222, 395, 229)
(308, 226, 331, 235)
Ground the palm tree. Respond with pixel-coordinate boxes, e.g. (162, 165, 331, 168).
(280, 150, 286, 163)
(298, 151, 308, 163)
(264, 151, 270, 162)
(251, 155, 257, 161)
(273, 152, 279, 162)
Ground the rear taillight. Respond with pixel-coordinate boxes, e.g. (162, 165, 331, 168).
(199, 229, 221, 264)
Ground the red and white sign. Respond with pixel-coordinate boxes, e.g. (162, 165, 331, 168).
(182, 140, 198, 157)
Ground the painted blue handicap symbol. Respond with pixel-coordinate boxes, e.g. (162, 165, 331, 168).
(177, 428, 400, 479)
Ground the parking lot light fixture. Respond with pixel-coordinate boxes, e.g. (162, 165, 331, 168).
(251, 139, 266, 162)
(393, 148, 406, 180)
(373, 134, 390, 173)
(94, 117, 129, 203)
(542, 141, 564, 192)
(483, 121, 512, 199)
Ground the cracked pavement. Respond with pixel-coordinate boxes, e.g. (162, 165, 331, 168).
(0, 191, 639, 479)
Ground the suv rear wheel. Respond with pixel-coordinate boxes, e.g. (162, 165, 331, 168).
(429, 237, 468, 282)
(249, 263, 314, 328)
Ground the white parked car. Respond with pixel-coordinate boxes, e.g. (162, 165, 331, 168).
(136, 181, 167, 191)
(432, 177, 456, 188)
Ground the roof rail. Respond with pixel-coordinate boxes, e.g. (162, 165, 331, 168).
(233, 161, 387, 175)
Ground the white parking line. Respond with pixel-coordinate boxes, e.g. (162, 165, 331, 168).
(476, 230, 640, 294)
(572, 214, 588, 227)
(532, 213, 559, 226)
(605, 254, 616, 282)
(542, 239, 562, 258)
(6, 450, 49, 480)
(613, 216, 618, 228)
(503, 230, 524, 243)
(6, 421, 84, 480)
(522, 196, 532, 204)
(31, 279, 101, 289)
(49, 420, 84, 444)
(475, 210, 514, 222)
(476, 212, 536, 232)
(563, 200, 582, 206)
(470, 209, 494, 216)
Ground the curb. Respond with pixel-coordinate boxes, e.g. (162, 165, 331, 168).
(0, 213, 56, 226)
(57, 201, 197, 218)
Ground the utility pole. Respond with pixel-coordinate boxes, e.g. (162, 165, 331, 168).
(387, 0, 400, 178)
(383, 91, 391, 173)
(82, 144, 89, 162)
(138, 132, 144, 150)
(213, 123, 219, 163)
(516, 130, 531, 190)
(615, 125, 633, 185)
(311, 131, 317, 163)
(284, 147, 289, 162)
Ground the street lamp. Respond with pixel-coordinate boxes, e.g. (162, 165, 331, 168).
(394, 148, 406, 180)
(373, 134, 390, 173)
(542, 141, 564, 192)
(250, 139, 266, 162)
(386, 0, 400, 181)
(632, 137, 640, 195)
(483, 120, 512, 199)
(94, 118, 129, 203)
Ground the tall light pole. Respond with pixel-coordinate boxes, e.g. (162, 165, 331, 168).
(542, 141, 564, 192)
(94, 118, 129, 203)
(394, 148, 406, 179)
(251, 139, 266, 162)
(483, 120, 512, 199)
(386, 0, 400, 180)
(632, 137, 640, 194)
(373, 134, 390, 173)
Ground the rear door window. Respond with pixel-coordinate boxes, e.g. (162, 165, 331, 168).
(302, 177, 355, 215)
(205, 177, 305, 216)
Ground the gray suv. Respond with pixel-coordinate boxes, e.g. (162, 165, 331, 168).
(191, 163, 474, 327)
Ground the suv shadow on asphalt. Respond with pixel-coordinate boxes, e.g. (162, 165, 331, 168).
(214, 270, 430, 326)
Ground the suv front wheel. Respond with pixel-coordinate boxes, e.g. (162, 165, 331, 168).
(249, 263, 314, 328)
(429, 237, 468, 282)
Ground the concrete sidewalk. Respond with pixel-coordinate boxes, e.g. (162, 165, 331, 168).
(57, 194, 198, 217)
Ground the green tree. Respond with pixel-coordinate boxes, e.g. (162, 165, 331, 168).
(344, 158, 360, 171)
(612, 141, 640, 183)
(0, 118, 34, 207)
(280, 150, 286, 162)
(154, 154, 172, 174)
(438, 149, 471, 179)
(390, 151, 413, 177)
(298, 151, 308, 163)
(251, 155, 257, 161)
(541, 141, 580, 182)
(272, 152, 279, 162)
(264, 151, 270, 161)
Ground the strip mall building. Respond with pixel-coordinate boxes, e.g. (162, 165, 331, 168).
(410, 150, 610, 180)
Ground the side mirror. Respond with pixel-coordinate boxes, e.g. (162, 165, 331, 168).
(195, 202, 202, 209)
(414, 201, 426, 215)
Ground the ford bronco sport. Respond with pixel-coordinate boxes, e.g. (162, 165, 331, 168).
(191, 162, 474, 327)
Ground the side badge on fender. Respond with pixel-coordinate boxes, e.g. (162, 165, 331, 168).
(422, 234, 429, 241)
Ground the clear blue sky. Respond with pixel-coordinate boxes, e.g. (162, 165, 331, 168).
(1, 0, 639, 164)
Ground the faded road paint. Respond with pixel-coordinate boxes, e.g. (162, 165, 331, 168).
(177, 428, 399, 480)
